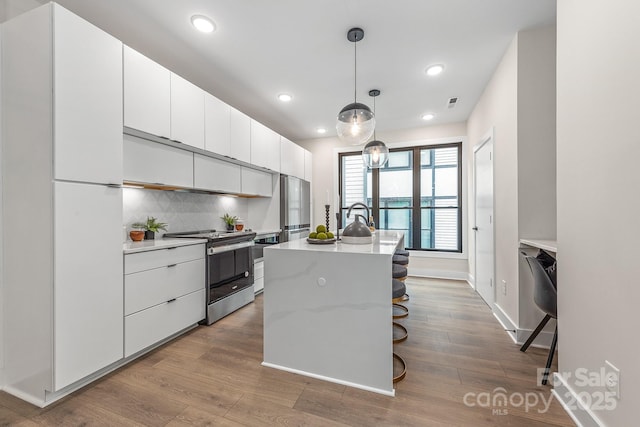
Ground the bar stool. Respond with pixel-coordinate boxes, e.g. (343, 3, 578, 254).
(393, 252, 410, 301)
(392, 264, 407, 282)
(392, 279, 408, 342)
(392, 254, 409, 266)
(395, 249, 410, 257)
(392, 278, 407, 382)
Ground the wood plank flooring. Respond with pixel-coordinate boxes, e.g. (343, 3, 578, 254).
(0, 278, 574, 426)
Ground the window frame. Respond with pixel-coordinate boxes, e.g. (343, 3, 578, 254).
(338, 141, 463, 253)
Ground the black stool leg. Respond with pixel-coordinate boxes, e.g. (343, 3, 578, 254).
(541, 325, 558, 385)
(520, 314, 552, 352)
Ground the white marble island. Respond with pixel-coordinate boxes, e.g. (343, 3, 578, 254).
(263, 230, 404, 396)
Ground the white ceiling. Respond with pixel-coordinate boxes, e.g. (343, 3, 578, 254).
(15, 0, 556, 142)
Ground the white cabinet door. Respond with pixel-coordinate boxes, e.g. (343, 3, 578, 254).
(170, 73, 205, 150)
(280, 137, 305, 179)
(250, 120, 269, 169)
(250, 120, 280, 171)
(194, 153, 241, 193)
(229, 108, 251, 163)
(53, 5, 122, 185)
(123, 46, 171, 138)
(304, 149, 313, 182)
(123, 135, 194, 188)
(204, 93, 231, 156)
(53, 181, 123, 390)
(241, 167, 273, 197)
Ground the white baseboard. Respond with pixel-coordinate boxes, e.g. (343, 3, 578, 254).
(261, 361, 395, 397)
(467, 273, 475, 288)
(552, 373, 604, 427)
(492, 303, 556, 349)
(493, 303, 518, 343)
(408, 268, 468, 281)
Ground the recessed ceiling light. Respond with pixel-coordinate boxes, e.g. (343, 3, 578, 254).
(425, 64, 444, 77)
(422, 113, 435, 121)
(316, 127, 327, 134)
(191, 15, 215, 33)
(278, 93, 293, 102)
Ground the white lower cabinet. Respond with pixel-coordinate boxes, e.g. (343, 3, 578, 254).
(254, 260, 265, 293)
(54, 181, 124, 390)
(124, 244, 205, 357)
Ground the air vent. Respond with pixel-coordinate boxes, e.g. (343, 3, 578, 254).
(447, 97, 459, 109)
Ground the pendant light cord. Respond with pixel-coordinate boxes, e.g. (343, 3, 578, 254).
(354, 37, 357, 103)
(372, 94, 376, 140)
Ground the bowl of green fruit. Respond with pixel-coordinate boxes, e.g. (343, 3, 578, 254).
(307, 225, 336, 244)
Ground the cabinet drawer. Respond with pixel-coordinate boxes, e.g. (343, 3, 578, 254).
(125, 288, 205, 357)
(254, 260, 264, 280)
(125, 258, 205, 315)
(125, 244, 204, 274)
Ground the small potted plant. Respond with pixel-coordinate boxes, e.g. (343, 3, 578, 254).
(221, 213, 238, 231)
(132, 216, 168, 240)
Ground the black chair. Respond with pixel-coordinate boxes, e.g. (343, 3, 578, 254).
(520, 253, 557, 385)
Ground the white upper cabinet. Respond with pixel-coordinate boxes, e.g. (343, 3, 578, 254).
(250, 120, 280, 172)
(241, 167, 273, 197)
(170, 73, 205, 150)
(304, 149, 313, 182)
(123, 46, 171, 138)
(280, 137, 305, 179)
(194, 154, 241, 194)
(123, 134, 194, 188)
(53, 5, 122, 185)
(205, 93, 231, 156)
(229, 108, 251, 163)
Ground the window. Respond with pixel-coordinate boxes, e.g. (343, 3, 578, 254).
(339, 142, 462, 252)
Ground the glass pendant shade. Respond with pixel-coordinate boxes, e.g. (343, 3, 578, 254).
(336, 102, 376, 145)
(362, 139, 389, 168)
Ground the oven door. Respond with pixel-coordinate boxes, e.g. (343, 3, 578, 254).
(207, 243, 254, 303)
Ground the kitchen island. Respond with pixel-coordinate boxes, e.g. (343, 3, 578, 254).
(263, 230, 404, 396)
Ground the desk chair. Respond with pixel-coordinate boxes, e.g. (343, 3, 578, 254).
(520, 253, 558, 385)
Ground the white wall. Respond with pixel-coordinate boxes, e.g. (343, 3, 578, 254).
(0, 0, 46, 22)
(298, 122, 469, 278)
(467, 36, 519, 318)
(557, 0, 640, 425)
(467, 26, 556, 330)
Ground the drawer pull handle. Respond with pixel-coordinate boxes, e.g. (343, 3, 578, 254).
(167, 247, 177, 250)
(167, 298, 177, 303)
(167, 264, 177, 268)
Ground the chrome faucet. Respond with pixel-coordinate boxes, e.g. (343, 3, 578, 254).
(347, 202, 370, 224)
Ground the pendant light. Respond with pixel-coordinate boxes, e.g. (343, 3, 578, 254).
(362, 89, 389, 168)
(336, 27, 375, 145)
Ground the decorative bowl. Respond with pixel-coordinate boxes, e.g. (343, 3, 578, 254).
(306, 237, 337, 245)
(129, 230, 145, 242)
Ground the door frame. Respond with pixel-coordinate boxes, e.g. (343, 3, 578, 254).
(473, 128, 495, 306)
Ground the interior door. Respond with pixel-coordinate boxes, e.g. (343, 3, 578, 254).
(474, 134, 495, 306)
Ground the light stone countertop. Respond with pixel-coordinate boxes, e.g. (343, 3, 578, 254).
(123, 238, 207, 254)
(266, 230, 404, 255)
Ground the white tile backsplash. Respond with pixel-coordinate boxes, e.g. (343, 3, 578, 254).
(123, 188, 248, 238)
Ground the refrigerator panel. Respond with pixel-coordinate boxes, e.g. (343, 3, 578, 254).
(301, 179, 310, 226)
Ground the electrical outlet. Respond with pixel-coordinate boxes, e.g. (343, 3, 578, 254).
(501, 279, 507, 295)
(604, 360, 620, 399)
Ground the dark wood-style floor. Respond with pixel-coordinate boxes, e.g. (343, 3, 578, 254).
(0, 278, 574, 426)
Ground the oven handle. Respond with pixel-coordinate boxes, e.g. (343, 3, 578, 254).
(207, 240, 255, 255)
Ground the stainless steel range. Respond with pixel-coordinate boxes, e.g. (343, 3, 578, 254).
(164, 230, 256, 325)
